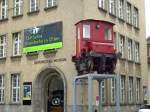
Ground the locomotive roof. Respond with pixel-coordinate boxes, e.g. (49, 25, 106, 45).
(75, 19, 115, 25)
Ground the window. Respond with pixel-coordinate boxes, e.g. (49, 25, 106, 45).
(135, 42, 140, 62)
(120, 75, 125, 103)
(118, 0, 124, 19)
(109, 0, 116, 15)
(11, 74, 20, 103)
(119, 35, 125, 58)
(29, 0, 38, 12)
(12, 32, 21, 56)
(105, 28, 112, 40)
(0, 35, 6, 58)
(128, 39, 133, 60)
(0, 0, 8, 19)
(46, 0, 57, 8)
(14, 0, 23, 16)
(100, 80, 105, 103)
(126, 2, 131, 24)
(83, 24, 90, 39)
(128, 77, 133, 103)
(111, 78, 116, 103)
(0, 75, 4, 103)
(98, 0, 105, 10)
(136, 78, 140, 103)
(133, 7, 139, 27)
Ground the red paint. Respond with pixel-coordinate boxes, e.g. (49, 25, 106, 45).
(75, 19, 116, 57)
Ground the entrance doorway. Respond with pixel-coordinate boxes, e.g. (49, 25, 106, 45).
(33, 67, 66, 112)
(47, 76, 64, 112)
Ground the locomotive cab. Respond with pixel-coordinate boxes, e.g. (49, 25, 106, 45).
(72, 19, 117, 75)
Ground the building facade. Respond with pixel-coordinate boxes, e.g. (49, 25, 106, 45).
(0, 0, 148, 112)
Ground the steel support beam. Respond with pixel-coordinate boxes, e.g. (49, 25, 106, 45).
(88, 75, 93, 112)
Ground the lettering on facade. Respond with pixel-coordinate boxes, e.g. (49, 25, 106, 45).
(34, 58, 67, 64)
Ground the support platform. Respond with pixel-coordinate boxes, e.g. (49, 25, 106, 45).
(73, 73, 121, 112)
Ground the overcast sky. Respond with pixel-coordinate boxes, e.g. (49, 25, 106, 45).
(145, 0, 150, 37)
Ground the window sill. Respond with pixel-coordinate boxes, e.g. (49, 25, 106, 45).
(44, 5, 57, 11)
(135, 62, 141, 65)
(0, 57, 6, 60)
(118, 18, 125, 23)
(0, 102, 5, 105)
(119, 58, 126, 61)
(27, 10, 40, 15)
(134, 26, 140, 30)
(127, 60, 134, 63)
(43, 49, 57, 55)
(126, 22, 132, 27)
(26, 52, 38, 56)
(0, 18, 8, 22)
(9, 102, 21, 105)
(11, 55, 22, 58)
(12, 14, 23, 19)
(109, 13, 117, 18)
(98, 7, 107, 13)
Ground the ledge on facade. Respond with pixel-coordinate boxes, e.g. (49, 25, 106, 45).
(98, 7, 107, 13)
(0, 57, 6, 60)
(135, 61, 141, 65)
(126, 22, 132, 27)
(127, 59, 134, 63)
(0, 18, 8, 22)
(109, 13, 117, 18)
(44, 5, 57, 11)
(119, 58, 126, 61)
(27, 9, 40, 15)
(9, 102, 22, 105)
(148, 57, 150, 63)
(43, 49, 57, 55)
(10, 55, 22, 59)
(26, 51, 39, 56)
(12, 14, 23, 19)
(134, 26, 140, 30)
(118, 18, 125, 23)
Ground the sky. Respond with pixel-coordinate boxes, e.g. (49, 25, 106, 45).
(145, 0, 150, 37)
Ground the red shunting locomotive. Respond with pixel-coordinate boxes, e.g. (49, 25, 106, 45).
(72, 19, 118, 75)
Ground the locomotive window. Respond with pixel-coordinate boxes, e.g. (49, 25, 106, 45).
(83, 24, 90, 39)
(105, 28, 112, 40)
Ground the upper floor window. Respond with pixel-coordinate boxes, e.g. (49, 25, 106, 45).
(128, 38, 133, 60)
(120, 75, 125, 104)
(83, 24, 90, 39)
(46, 0, 57, 8)
(105, 28, 112, 40)
(29, 0, 38, 12)
(133, 7, 139, 28)
(0, 0, 8, 19)
(12, 32, 21, 56)
(128, 77, 134, 103)
(135, 42, 140, 62)
(126, 2, 131, 24)
(0, 75, 4, 103)
(98, 0, 105, 10)
(119, 35, 125, 58)
(11, 74, 20, 103)
(109, 0, 116, 15)
(118, 0, 124, 19)
(0, 35, 6, 58)
(14, 0, 23, 16)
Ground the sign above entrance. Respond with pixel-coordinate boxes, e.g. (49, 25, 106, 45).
(23, 22, 63, 53)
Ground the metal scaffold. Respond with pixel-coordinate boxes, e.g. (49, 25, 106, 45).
(73, 73, 121, 112)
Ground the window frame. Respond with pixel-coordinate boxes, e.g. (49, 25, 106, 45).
(14, 0, 23, 16)
(29, 0, 38, 12)
(118, 0, 124, 19)
(120, 75, 125, 104)
(83, 24, 90, 39)
(46, 0, 57, 8)
(119, 35, 125, 58)
(136, 78, 140, 103)
(0, 35, 6, 58)
(126, 2, 132, 24)
(105, 28, 112, 41)
(133, 7, 139, 28)
(11, 74, 20, 103)
(12, 32, 22, 56)
(127, 38, 133, 61)
(109, 0, 116, 15)
(128, 76, 134, 103)
(0, 0, 8, 19)
(100, 80, 106, 104)
(111, 78, 116, 103)
(0, 75, 4, 103)
(134, 42, 140, 63)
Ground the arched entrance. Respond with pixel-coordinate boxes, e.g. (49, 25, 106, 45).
(33, 66, 66, 112)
